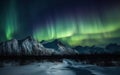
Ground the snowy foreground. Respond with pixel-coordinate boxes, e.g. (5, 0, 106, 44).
(0, 59, 120, 75)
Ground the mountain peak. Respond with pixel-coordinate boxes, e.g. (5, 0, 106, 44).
(41, 39, 62, 50)
(23, 36, 34, 41)
(52, 39, 61, 44)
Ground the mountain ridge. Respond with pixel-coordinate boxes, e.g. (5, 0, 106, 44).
(0, 36, 120, 56)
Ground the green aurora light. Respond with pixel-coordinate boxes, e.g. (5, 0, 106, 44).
(33, 6, 120, 46)
(0, 0, 120, 47)
(5, 0, 18, 40)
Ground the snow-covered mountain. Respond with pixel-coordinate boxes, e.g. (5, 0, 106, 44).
(42, 39, 78, 55)
(0, 39, 20, 55)
(0, 36, 78, 56)
(0, 36, 58, 55)
(73, 46, 105, 54)
(73, 44, 120, 54)
(0, 36, 120, 56)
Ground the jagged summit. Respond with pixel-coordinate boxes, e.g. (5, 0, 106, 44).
(21, 36, 35, 41)
(0, 37, 78, 56)
(42, 39, 78, 55)
(42, 39, 65, 50)
(0, 36, 120, 56)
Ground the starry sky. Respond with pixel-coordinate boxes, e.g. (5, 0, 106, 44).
(0, 0, 120, 47)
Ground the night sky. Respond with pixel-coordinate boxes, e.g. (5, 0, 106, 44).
(0, 0, 120, 46)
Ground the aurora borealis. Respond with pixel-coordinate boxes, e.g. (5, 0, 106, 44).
(0, 0, 120, 46)
(5, 0, 18, 40)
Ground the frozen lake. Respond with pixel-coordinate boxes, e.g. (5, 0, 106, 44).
(0, 59, 120, 75)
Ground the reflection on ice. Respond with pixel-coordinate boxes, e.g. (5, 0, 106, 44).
(0, 59, 120, 75)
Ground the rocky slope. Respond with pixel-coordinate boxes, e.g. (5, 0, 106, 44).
(0, 36, 120, 56)
(0, 36, 78, 56)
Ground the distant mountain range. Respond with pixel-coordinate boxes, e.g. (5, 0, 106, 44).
(0, 36, 120, 56)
